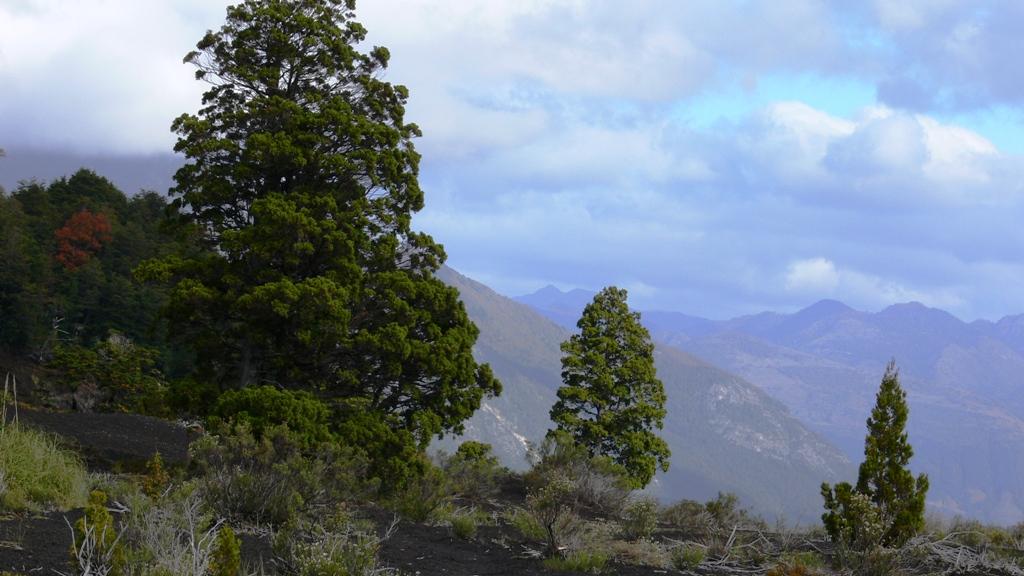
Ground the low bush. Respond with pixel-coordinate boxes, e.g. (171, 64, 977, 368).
(71, 490, 127, 576)
(767, 552, 826, 576)
(0, 423, 89, 511)
(505, 507, 547, 541)
(385, 456, 453, 523)
(191, 423, 373, 526)
(609, 537, 670, 568)
(660, 499, 713, 535)
(524, 431, 631, 517)
(526, 474, 583, 556)
(333, 400, 425, 494)
(621, 497, 659, 541)
(671, 544, 706, 570)
(121, 485, 223, 576)
(49, 335, 169, 415)
(210, 525, 241, 576)
(274, 510, 391, 576)
(542, 550, 609, 573)
(450, 511, 478, 540)
(142, 451, 170, 499)
(661, 492, 763, 539)
(440, 441, 508, 505)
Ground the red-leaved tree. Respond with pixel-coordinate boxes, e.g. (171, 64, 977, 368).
(54, 209, 113, 270)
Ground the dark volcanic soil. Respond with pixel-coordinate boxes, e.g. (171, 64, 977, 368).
(0, 510, 79, 574)
(0, 409, 676, 575)
(10, 407, 193, 470)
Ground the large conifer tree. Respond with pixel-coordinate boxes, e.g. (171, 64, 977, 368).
(142, 0, 499, 448)
(822, 361, 928, 547)
(551, 286, 670, 488)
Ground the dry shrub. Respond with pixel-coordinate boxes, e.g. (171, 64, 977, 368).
(524, 431, 631, 518)
(190, 423, 372, 527)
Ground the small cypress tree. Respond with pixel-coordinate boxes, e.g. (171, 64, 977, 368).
(822, 360, 929, 547)
(550, 286, 670, 488)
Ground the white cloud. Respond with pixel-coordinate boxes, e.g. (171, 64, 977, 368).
(785, 258, 840, 293)
(872, 0, 961, 31)
(0, 0, 231, 153)
(784, 257, 964, 312)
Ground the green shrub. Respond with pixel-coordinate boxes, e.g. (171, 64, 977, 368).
(441, 441, 508, 504)
(524, 431, 631, 517)
(506, 507, 547, 541)
(119, 484, 223, 576)
(49, 336, 168, 415)
(527, 474, 583, 556)
(191, 423, 373, 526)
(72, 490, 126, 576)
(542, 550, 609, 573)
(274, 514, 386, 576)
(767, 552, 826, 576)
(333, 399, 425, 494)
(0, 423, 88, 511)
(621, 497, 659, 540)
(386, 457, 452, 523)
(212, 386, 333, 448)
(821, 484, 885, 551)
(168, 377, 220, 416)
(660, 499, 713, 535)
(609, 537, 670, 568)
(450, 511, 478, 540)
(142, 451, 170, 499)
(210, 525, 241, 576)
(671, 544, 705, 570)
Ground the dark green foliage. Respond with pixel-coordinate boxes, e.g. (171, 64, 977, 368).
(551, 286, 669, 488)
(167, 377, 221, 415)
(0, 171, 191, 389)
(441, 441, 508, 504)
(140, 0, 499, 458)
(213, 385, 333, 447)
(191, 423, 374, 526)
(385, 455, 452, 522)
(822, 361, 928, 548)
(48, 335, 169, 414)
(332, 398, 425, 493)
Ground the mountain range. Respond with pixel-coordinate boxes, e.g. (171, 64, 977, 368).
(437, 267, 853, 523)
(517, 285, 1024, 525)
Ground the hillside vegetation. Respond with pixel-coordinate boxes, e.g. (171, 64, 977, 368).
(1, 0, 1022, 575)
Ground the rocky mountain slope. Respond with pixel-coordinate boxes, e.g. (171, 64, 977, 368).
(438, 269, 852, 523)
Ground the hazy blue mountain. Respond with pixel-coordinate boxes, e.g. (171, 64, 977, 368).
(442, 268, 852, 523)
(514, 285, 597, 329)
(516, 286, 1024, 524)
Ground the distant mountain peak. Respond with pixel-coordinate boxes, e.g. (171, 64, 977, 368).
(798, 299, 855, 317)
(878, 301, 963, 325)
(532, 284, 565, 297)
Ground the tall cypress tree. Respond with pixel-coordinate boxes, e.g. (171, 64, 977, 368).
(140, 0, 499, 450)
(551, 286, 670, 488)
(822, 360, 928, 547)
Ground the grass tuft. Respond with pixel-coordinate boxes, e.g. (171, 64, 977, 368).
(0, 423, 89, 511)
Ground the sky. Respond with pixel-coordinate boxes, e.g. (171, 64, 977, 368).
(2, 1, 1024, 321)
